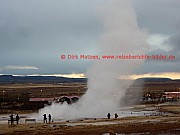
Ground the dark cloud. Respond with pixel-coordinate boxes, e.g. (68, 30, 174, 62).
(132, 0, 180, 35)
(131, 0, 180, 74)
(0, 0, 103, 74)
(0, 0, 179, 75)
(169, 33, 180, 62)
(170, 33, 180, 50)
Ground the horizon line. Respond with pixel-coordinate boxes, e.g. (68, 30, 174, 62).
(0, 72, 180, 80)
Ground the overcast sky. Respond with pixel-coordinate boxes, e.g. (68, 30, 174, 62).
(0, 0, 180, 76)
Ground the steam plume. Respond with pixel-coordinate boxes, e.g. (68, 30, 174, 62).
(38, 0, 148, 119)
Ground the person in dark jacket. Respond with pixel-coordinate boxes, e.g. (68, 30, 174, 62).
(9, 114, 14, 125)
(107, 113, 111, 119)
(115, 113, 118, 119)
(16, 114, 20, 124)
(48, 114, 51, 123)
(43, 114, 47, 123)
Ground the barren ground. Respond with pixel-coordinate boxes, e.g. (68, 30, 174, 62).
(0, 114, 180, 135)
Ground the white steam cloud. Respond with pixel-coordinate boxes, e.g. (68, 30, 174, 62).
(38, 0, 149, 119)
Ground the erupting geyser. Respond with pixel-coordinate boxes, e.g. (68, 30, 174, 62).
(38, 0, 149, 119)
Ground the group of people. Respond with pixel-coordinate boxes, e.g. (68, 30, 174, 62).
(9, 114, 20, 125)
(107, 113, 118, 119)
(43, 113, 116, 123)
(43, 114, 52, 123)
(9, 113, 51, 124)
(9, 113, 116, 125)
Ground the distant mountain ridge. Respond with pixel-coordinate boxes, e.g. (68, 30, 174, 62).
(0, 75, 179, 84)
(0, 75, 87, 84)
(135, 77, 173, 82)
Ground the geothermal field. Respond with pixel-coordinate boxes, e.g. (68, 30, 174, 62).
(0, 0, 180, 134)
(0, 81, 180, 134)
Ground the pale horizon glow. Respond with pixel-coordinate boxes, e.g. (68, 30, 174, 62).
(0, 65, 39, 70)
(122, 72, 180, 80)
(1, 72, 180, 79)
(14, 73, 86, 78)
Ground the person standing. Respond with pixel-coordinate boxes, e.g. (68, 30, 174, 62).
(115, 113, 118, 119)
(16, 114, 20, 124)
(107, 113, 111, 119)
(48, 114, 51, 123)
(43, 114, 47, 123)
(9, 114, 14, 125)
